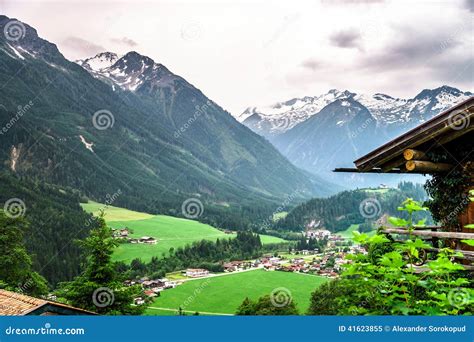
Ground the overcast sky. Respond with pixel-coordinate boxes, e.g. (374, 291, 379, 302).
(1, 0, 473, 115)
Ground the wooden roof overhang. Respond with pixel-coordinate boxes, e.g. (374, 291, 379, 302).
(0, 289, 96, 316)
(334, 97, 474, 174)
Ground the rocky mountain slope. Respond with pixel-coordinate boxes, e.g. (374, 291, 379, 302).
(241, 86, 472, 139)
(0, 15, 335, 233)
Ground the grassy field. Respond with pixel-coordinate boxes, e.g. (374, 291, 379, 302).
(273, 211, 288, 221)
(336, 224, 361, 239)
(81, 201, 287, 263)
(146, 269, 326, 315)
(80, 201, 154, 221)
(336, 224, 376, 239)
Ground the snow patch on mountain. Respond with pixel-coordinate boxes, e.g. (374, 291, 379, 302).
(76, 52, 121, 72)
(76, 51, 179, 93)
(240, 86, 472, 137)
(239, 90, 356, 135)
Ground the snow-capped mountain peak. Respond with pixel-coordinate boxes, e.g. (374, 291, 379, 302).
(76, 51, 178, 92)
(240, 86, 472, 137)
(76, 52, 121, 72)
(238, 89, 356, 135)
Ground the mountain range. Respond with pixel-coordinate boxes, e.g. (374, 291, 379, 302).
(0, 15, 335, 234)
(238, 86, 472, 186)
(239, 86, 472, 137)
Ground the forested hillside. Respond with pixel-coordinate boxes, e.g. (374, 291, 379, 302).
(0, 173, 97, 285)
(274, 182, 430, 232)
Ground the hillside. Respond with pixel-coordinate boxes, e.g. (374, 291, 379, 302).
(0, 173, 95, 285)
(275, 182, 431, 232)
(0, 15, 333, 234)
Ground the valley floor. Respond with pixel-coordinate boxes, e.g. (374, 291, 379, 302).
(145, 269, 327, 315)
(81, 201, 287, 263)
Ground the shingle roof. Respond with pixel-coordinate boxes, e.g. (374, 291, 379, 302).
(0, 289, 95, 315)
(0, 289, 47, 315)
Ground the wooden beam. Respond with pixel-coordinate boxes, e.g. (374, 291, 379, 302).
(414, 265, 474, 272)
(383, 228, 474, 240)
(403, 149, 428, 161)
(405, 160, 453, 173)
(333, 168, 404, 174)
(381, 157, 406, 172)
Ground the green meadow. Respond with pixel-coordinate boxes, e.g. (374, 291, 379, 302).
(146, 269, 327, 315)
(81, 201, 286, 263)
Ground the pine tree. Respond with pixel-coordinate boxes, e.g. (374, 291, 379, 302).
(57, 215, 144, 314)
(0, 211, 48, 296)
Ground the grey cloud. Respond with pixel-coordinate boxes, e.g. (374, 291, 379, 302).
(300, 58, 323, 71)
(60, 36, 106, 58)
(462, 0, 473, 12)
(329, 30, 362, 49)
(110, 37, 138, 47)
(358, 27, 464, 72)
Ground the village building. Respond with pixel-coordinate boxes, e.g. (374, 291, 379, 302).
(128, 236, 158, 244)
(0, 290, 95, 316)
(306, 228, 331, 240)
(185, 268, 209, 278)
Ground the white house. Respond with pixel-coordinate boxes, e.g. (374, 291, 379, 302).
(185, 268, 209, 278)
